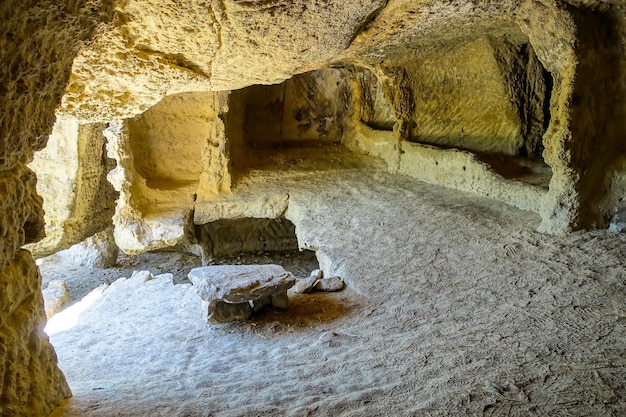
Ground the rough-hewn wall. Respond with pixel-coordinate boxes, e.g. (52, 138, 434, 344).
(106, 91, 230, 254)
(339, 0, 625, 233)
(601, 0, 626, 224)
(348, 34, 550, 156)
(280, 69, 350, 143)
(106, 121, 189, 254)
(128, 93, 217, 188)
(0, 0, 102, 415)
(57, 0, 387, 122)
(26, 118, 117, 257)
(403, 37, 533, 156)
(230, 68, 349, 150)
(570, 4, 626, 228)
(194, 218, 299, 259)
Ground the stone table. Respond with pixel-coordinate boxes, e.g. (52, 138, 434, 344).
(188, 264, 295, 323)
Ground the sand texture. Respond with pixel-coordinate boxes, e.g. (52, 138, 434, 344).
(46, 169, 625, 416)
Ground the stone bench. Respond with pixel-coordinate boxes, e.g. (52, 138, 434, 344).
(188, 264, 295, 323)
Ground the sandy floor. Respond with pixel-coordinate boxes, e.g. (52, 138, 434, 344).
(44, 166, 626, 416)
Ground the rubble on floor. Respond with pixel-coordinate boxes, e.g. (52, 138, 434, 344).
(293, 269, 345, 294)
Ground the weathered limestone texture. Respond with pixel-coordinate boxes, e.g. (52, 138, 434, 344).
(56, 227, 118, 269)
(128, 92, 228, 192)
(565, 5, 626, 230)
(492, 38, 550, 158)
(0, 251, 71, 415)
(42, 280, 70, 319)
(231, 69, 349, 149)
(105, 121, 192, 254)
(57, 17, 214, 122)
(49, 0, 625, 239)
(339, 0, 626, 233)
(189, 264, 295, 323)
(400, 36, 532, 155)
(352, 67, 397, 132)
(225, 68, 350, 183)
(26, 117, 117, 257)
(129, 92, 233, 203)
(0, 165, 45, 269)
(107, 92, 232, 254)
(0, 0, 623, 415)
(0, 0, 103, 412)
(58, 0, 387, 122)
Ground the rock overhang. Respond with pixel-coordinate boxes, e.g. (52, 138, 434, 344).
(55, 0, 585, 123)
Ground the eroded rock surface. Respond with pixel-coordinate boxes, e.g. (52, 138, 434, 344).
(0, 0, 98, 413)
(55, 228, 119, 269)
(31, 0, 624, 264)
(57, 0, 388, 122)
(0, 251, 71, 415)
(26, 117, 117, 257)
(293, 269, 345, 293)
(42, 280, 70, 318)
(313, 276, 346, 292)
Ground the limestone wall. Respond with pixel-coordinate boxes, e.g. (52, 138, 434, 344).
(26, 118, 117, 257)
(228, 68, 349, 151)
(46, 0, 626, 237)
(281, 69, 350, 143)
(109, 91, 231, 254)
(568, 5, 626, 229)
(0, 0, 102, 414)
(105, 121, 190, 254)
(342, 30, 554, 213)
(128, 93, 215, 187)
(339, 0, 626, 233)
(56, 0, 387, 122)
(354, 68, 397, 131)
(194, 218, 299, 260)
(403, 36, 530, 156)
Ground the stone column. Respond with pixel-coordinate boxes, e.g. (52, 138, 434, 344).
(516, 2, 582, 234)
(518, 2, 625, 233)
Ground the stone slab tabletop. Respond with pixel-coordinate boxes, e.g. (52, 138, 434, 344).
(188, 264, 295, 304)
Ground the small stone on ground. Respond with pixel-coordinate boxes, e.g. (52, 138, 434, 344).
(313, 276, 345, 292)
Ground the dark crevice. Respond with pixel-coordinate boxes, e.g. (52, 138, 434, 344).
(542, 68, 554, 135)
(348, 1, 389, 45)
(193, 217, 300, 261)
